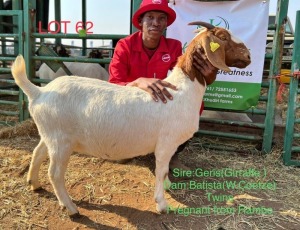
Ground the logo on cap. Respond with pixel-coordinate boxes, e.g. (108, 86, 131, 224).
(162, 54, 171, 62)
(152, 0, 162, 4)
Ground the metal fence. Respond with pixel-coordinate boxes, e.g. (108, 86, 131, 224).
(0, 9, 24, 125)
(283, 10, 300, 166)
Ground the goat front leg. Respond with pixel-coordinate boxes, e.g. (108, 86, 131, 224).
(47, 143, 78, 217)
(154, 146, 177, 213)
(27, 139, 48, 190)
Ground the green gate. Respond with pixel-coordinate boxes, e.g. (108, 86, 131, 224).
(283, 10, 300, 166)
(0, 9, 24, 125)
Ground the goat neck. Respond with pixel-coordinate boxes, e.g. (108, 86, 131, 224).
(176, 32, 216, 86)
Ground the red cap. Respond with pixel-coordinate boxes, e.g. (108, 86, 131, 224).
(132, 0, 176, 30)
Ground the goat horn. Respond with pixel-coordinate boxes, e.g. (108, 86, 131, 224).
(188, 21, 215, 29)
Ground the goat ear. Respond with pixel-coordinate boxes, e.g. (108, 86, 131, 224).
(202, 33, 231, 72)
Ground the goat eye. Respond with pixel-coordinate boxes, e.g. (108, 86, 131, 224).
(220, 36, 227, 41)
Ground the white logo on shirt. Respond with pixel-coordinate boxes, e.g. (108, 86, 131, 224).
(162, 54, 171, 62)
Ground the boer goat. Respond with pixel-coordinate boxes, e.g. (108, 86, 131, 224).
(11, 22, 251, 217)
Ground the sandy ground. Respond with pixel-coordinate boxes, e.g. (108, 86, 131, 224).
(1, 119, 300, 230)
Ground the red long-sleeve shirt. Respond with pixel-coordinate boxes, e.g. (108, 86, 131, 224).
(108, 31, 204, 114)
(109, 31, 182, 85)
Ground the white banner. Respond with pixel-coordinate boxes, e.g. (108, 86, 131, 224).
(167, 0, 269, 110)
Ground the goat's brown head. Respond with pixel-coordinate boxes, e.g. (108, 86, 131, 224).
(177, 21, 251, 86)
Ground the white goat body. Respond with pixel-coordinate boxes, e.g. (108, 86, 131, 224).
(36, 62, 109, 82)
(32, 71, 201, 160)
(11, 24, 251, 217)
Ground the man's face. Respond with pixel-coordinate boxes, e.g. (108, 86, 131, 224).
(139, 11, 168, 39)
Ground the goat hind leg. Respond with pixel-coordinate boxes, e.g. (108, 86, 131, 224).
(27, 139, 48, 190)
(48, 145, 78, 216)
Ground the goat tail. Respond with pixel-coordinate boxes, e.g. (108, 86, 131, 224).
(11, 55, 41, 99)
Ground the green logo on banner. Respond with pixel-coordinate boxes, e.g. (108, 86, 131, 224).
(203, 81, 261, 110)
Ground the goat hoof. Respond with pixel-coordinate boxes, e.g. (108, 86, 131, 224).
(156, 203, 168, 214)
(115, 159, 131, 164)
(69, 212, 81, 220)
(32, 187, 43, 192)
(159, 209, 167, 214)
(28, 180, 43, 191)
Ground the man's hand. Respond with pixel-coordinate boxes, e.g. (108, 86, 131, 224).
(127, 77, 177, 103)
(193, 48, 218, 79)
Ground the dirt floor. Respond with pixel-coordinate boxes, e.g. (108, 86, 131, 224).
(1, 118, 300, 230)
